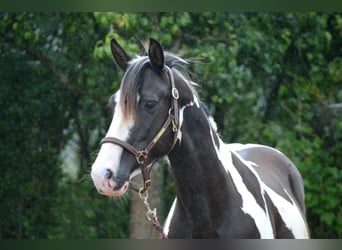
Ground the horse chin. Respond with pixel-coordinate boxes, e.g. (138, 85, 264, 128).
(97, 180, 130, 197)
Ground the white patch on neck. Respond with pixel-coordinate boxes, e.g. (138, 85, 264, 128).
(208, 116, 218, 132)
(193, 94, 200, 108)
(208, 127, 309, 238)
(207, 123, 274, 238)
(177, 94, 201, 143)
(217, 140, 274, 238)
(163, 197, 177, 236)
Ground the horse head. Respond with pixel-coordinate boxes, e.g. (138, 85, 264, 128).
(91, 38, 182, 197)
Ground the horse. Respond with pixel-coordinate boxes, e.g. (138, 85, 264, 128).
(91, 38, 310, 238)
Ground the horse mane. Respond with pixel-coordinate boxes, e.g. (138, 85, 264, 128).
(119, 52, 199, 120)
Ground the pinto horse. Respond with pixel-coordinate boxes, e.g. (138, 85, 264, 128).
(91, 38, 310, 238)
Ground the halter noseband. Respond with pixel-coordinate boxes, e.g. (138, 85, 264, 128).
(100, 66, 180, 193)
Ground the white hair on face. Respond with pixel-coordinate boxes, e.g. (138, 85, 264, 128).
(91, 90, 135, 196)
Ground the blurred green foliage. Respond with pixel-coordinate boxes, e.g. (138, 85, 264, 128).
(0, 12, 341, 238)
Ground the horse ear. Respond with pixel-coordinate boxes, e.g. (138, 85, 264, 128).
(110, 38, 131, 71)
(148, 38, 164, 72)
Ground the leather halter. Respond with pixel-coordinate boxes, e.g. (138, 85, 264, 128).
(100, 66, 180, 193)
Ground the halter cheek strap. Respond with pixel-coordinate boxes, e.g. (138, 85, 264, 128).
(100, 66, 179, 193)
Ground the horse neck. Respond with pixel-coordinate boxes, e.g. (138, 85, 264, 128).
(167, 103, 238, 229)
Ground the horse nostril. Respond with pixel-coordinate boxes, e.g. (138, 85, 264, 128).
(104, 168, 113, 179)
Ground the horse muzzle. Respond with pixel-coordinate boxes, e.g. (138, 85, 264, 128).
(91, 168, 129, 197)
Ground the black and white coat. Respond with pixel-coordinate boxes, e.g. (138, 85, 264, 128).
(91, 38, 310, 239)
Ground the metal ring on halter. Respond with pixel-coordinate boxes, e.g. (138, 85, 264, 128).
(168, 108, 173, 116)
(172, 87, 179, 100)
(135, 151, 147, 164)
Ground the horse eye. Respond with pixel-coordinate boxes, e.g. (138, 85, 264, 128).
(144, 100, 157, 110)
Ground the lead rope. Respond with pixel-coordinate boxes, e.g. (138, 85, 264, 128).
(139, 189, 168, 239)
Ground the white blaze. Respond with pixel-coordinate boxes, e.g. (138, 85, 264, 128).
(91, 90, 135, 196)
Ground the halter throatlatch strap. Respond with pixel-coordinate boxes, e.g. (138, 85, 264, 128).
(100, 66, 179, 194)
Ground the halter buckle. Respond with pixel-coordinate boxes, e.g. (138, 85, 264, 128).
(172, 119, 178, 132)
(135, 151, 147, 164)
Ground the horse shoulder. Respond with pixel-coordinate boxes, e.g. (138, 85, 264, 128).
(230, 143, 306, 215)
(228, 143, 309, 238)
